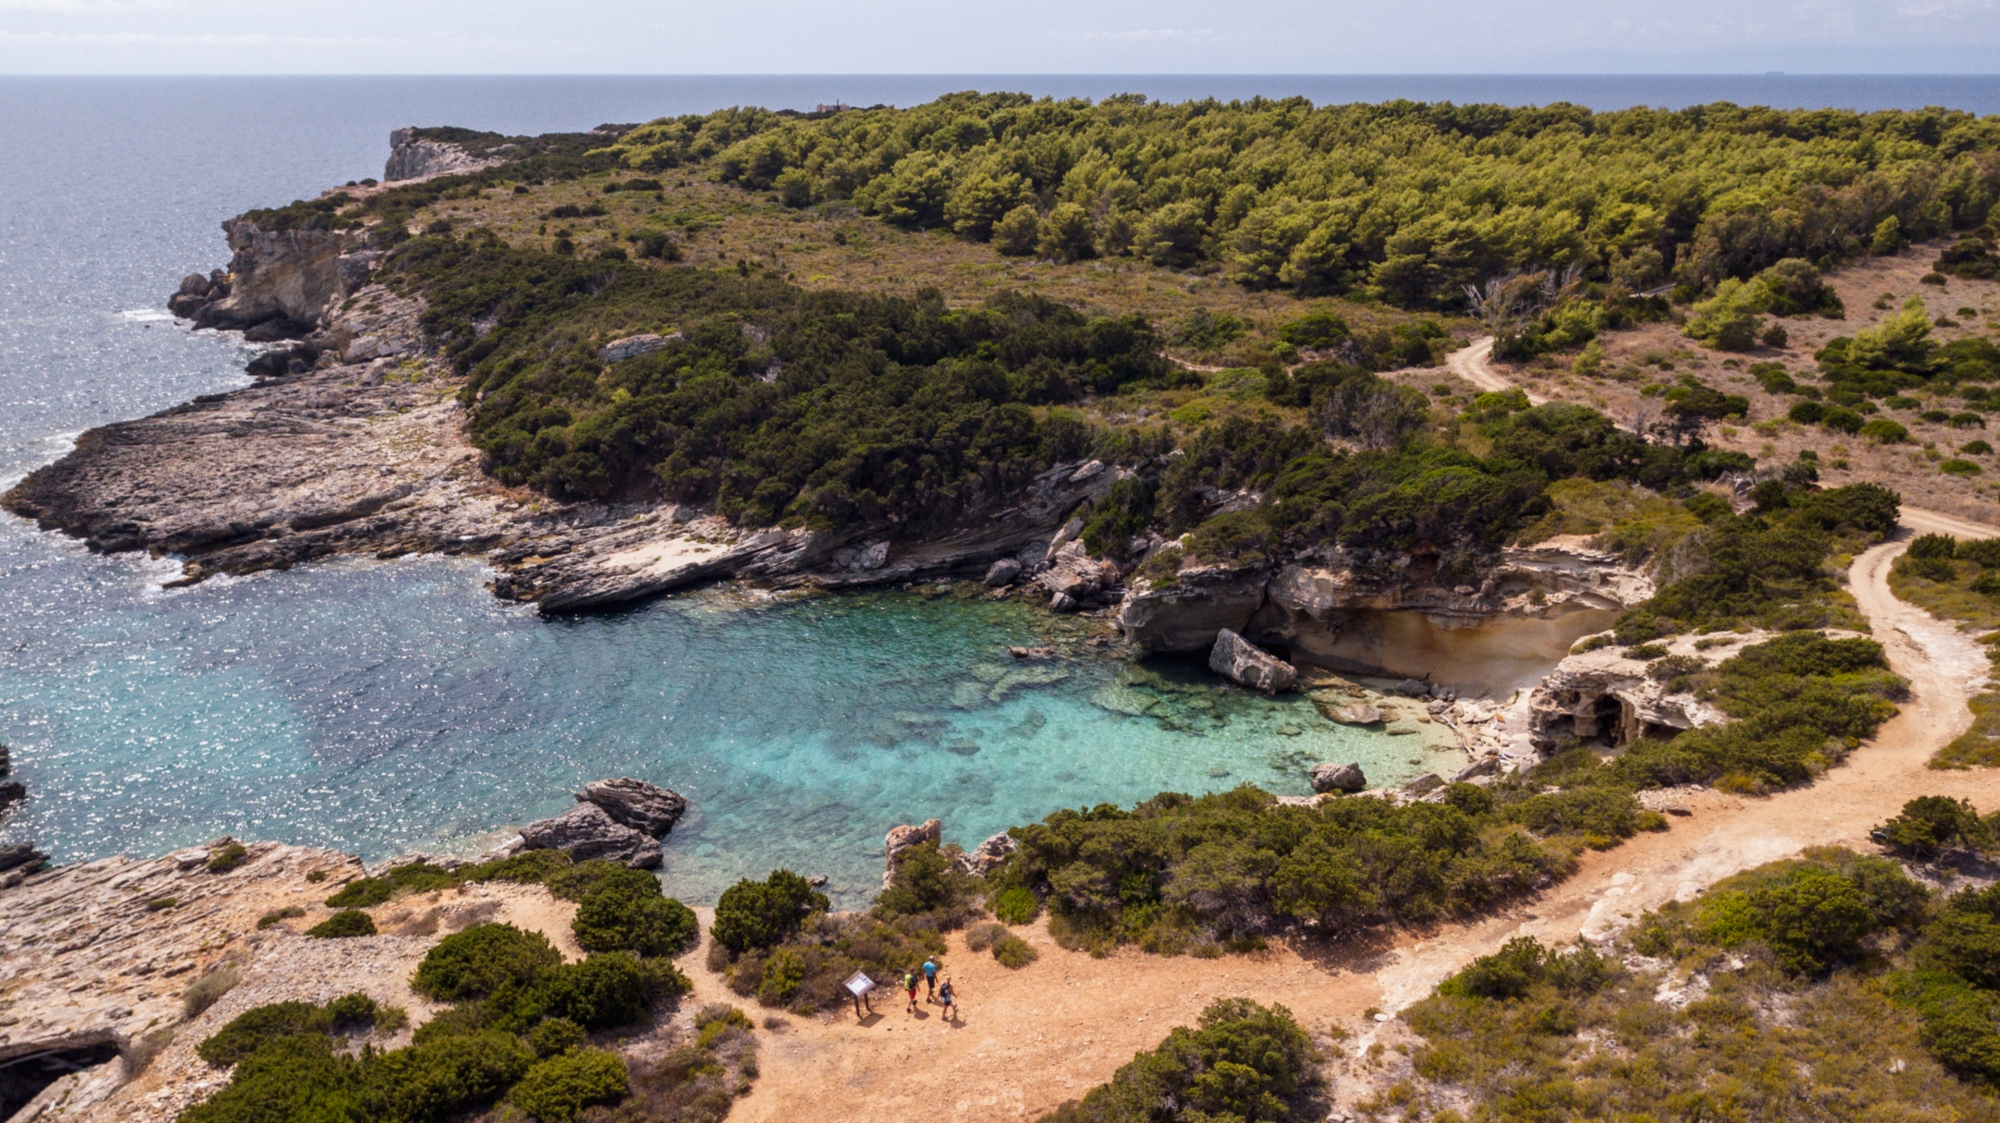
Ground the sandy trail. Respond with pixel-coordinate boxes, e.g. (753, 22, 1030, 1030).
(1445, 335, 1545, 404)
(704, 501, 2000, 1123)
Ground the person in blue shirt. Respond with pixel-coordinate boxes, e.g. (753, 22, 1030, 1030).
(922, 956, 940, 1001)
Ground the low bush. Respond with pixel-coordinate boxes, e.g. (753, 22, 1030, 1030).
(963, 921, 1008, 951)
(711, 870, 827, 954)
(991, 885, 1039, 924)
(991, 933, 1039, 969)
(1040, 999, 1319, 1123)
(874, 841, 982, 927)
(508, 1049, 629, 1122)
(1878, 796, 1996, 859)
(207, 842, 249, 873)
(256, 906, 305, 929)
(412, 923, 562, 1001)
(570, 867, 700, 958)
(307, 910, 377, 939)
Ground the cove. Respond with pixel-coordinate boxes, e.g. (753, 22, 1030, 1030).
(0, 541, 1467, 907)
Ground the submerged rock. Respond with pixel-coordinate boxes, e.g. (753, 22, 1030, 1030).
(1318, 700, 1383, 725)
(577, 777, 687, 838)
(1208, 628, 1296, 694)
(520, 802, 661, 869)
(1311, 761, 1368, 794)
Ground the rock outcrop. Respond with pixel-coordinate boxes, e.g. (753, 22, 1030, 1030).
(174, 219, 368, 333)
(383, 127, 503, 183)
(519, 802, 661, 868)
(884, 819, 942, 860)
(1310, 761, 1367, 793)
(0, 841, 361, 1077)
(576, 778, 686, 838)
(1120, 538, 1652, 694)
(598, 333, 680, 363)
(955, 832, 1017, 877)
(1208, 629, 1296, 694)
(1526, 633, 1737, 751)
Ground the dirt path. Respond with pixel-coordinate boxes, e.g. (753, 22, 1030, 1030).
(707, 505, 2000, 1123)
(1445, 335, 1545, 404)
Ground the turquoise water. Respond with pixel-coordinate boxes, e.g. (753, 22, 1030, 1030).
(0, 538, 1462, 905)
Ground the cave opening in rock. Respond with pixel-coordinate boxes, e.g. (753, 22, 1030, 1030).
(0, 1040, 121, 1118)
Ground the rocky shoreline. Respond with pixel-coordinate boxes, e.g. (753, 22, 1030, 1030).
(0, 130, 1666, 769)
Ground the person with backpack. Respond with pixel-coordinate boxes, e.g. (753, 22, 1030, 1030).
(902, 968, 920, 1014)
(937, 976, 958, 1024)
(922, 956, 939, 1001)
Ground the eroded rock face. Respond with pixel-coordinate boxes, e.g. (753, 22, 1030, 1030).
(599, 333, 679, 363)
(1311, 761, 1367, 793)
(1118, 567, 1267, 652)
(519, 802, 661, 868)
(188, 220, 368, 332)
(1208, 628, 1296, 694)
(955, 832, 1016, 877)
(1525, 634, 1736, 751)
(576, 778, 686, 839)
(884, 819, 942, 859)
(383, 128, 501, 182)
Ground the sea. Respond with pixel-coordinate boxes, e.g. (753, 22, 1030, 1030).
(2, 74, 1996, 904)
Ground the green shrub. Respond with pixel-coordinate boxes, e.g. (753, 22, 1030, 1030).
(875, 841, 980, 925)
(256, 906, 305, 929)
(507, 1048, 628, 1122)
(307, 910, 377, 939)
(412, 924, 562, 1001)
(712, 870, 828, 954)
(197, 1002, 333, 1066)
(208, 842, 249, 873)
(991, 933, 1039, 969)
(533, 953, 656, 1030)
(570, 868, 699, 958)
(1860, 418, 1911, 444)
(525, 1018, 585, 1058)
(1878, 796, 1994, 859)
(991, 885, 1039, 925)
(1041, 999, 1317, 1123)
(366, 1030, 536, 1123)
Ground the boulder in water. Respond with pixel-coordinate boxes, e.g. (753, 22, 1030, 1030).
(520, 802, 661, 869)
(984, 558, 1023, 586)
(1311, 762, 1367, 794)
(577, 777, 687, 838)
(1208, 629, 1296, 694)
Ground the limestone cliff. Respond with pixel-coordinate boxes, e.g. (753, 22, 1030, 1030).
(1118, 537, 1652, 697)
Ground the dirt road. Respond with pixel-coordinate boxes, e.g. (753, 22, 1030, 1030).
(1445, 335, 1545, 404)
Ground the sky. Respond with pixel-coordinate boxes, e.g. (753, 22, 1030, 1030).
(0, 0, 1997, 74)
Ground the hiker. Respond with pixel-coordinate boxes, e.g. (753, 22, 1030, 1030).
(922, 956, 939, 1001)
(938, 976, 957, 1024)
(903, 968, 920, 1013)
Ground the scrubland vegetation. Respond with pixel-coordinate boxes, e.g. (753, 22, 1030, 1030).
(1370, 812, 2000, 1122)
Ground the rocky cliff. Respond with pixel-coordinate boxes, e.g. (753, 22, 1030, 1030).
(382, 128, 504, 183)
(1118, 537, 1653, 697)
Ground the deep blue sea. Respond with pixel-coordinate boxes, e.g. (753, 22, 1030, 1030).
(2, 75, 1994, 903)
